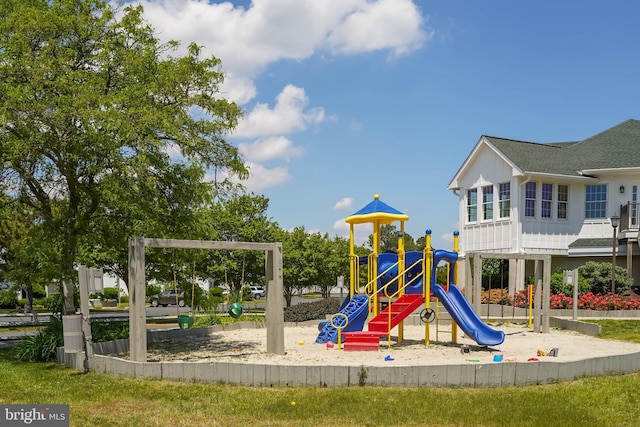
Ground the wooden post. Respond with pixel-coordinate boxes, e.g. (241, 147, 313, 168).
(473, 253, 482, 314)
(128, 237, 147, 362)
(266, 243, 285, 355)
(542, 255, 551, 333)
(78, 266, 93, 370)
(533, 260, 542, 333)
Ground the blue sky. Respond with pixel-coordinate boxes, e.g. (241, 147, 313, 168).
(134, 0, 640, 250)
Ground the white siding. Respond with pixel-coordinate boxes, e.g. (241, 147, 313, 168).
(457, 144, 515, 253)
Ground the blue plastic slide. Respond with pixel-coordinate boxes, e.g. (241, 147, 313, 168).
(431, 282, 505, 346)
(315, 294, 369, 343)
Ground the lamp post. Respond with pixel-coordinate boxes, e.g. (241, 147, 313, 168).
(610, 214, 620, 295)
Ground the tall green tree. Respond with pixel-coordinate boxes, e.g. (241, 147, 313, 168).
(279, 227, 315, 307)
(204, 194, 279, 293)
(312, 233, 351, 298)
(367, 224, 419, 252)
(0, 0, 246, 313)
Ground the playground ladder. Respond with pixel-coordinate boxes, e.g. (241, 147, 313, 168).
(434, 295, 455, 342)
(342, 294, 423, 351)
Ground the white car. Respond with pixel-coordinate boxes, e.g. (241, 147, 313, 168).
(250, 286, 265, 299)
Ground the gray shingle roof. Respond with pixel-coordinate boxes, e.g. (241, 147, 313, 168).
(485, 119, 640, 177)
(568, 238, 612, 248)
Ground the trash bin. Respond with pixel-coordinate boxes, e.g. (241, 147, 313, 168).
(178, 314, 194, 329)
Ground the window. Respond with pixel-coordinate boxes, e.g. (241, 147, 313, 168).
(557, 185, 568, 219)
(482, 185, 493, 220)
(585, 184, 607, 219)
(541, 183, 553, 218)
(467, 189, 477, 222)
(499, 183, 510, 218)
(525, 182, 536, 217)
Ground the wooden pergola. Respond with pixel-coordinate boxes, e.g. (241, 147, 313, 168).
(464, 252, 551, 333)
(128, 237, 284, 362)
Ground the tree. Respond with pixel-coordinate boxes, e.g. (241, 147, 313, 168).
(203, 194, 279, 294)
(314, 234, 351, 298)
(0, 0, 247, 313)
(0, 193, 56, 314)
(366, 224, 419, 252)
(482, 258, 506, 290)
(279, 227, 315, 307)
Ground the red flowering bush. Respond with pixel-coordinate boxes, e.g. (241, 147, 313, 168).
(513, 290, 530, 308)
(550, 293, 574, 309)
(513, 290, 640, 310)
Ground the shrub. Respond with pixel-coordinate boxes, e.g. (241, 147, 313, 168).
(550, 293, 574, 309)
(14, 316, 64, 362)
(579, 261, 632, 295)
(550, 268, 590, 295)
(0, 290, 18, 309)
(209, 287, 224, 297)
(193, 313, 265, 328)
(481, 289, 512, 305)
(284, 298, 341, 323)
(102, 287, 119, 300)
(513, 290, 640, 310)
(39, 295, 63, 313)
(225, 287, 249, 303)
(200, 288, 224, 312)
(193, 313, 223, 328)
(119, 295, 129, 303)
(242, 286, 253, 301)
(91, 320, 129, 342)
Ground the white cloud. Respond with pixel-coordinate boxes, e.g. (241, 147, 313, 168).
(136, 0, 429, 193)
(204, 161, 290, 192)
(242, 162, 291, 192)
(232, 85, 320, 188)
(334, 197, 354, 211)
(137, 0, 430, 103)
(221, 73, 257, 105)
(233, 85, 325, 138)
(238, 136, 302, 162)
(327, 0, 429, 57)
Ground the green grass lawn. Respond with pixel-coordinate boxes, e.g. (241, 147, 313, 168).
(1, 320, 639, 426)
(586, 319, 640, 343)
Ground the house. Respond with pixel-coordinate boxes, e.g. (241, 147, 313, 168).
(448, 119, 640, 293)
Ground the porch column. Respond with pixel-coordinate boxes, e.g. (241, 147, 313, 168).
(627, 240, 634, 279)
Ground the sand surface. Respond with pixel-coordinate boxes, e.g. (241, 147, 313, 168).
(146, 322, 640, 367)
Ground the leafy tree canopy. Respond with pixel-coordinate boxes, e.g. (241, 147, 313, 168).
(366, 224, 420, 253)
(0, 0, 247, 312)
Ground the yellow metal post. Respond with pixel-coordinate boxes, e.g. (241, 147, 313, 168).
(451, 231, 459, 344)
(397, 225, 405, 343)
(424, 230, 432, 345)
(349, 224, 355, 299)
(372, 220, 380, 316)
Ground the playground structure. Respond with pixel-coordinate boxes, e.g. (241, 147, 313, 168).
(127, 238, 284, 362)
(316, 194, 506, 350)
(57, 198, 639, 388)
